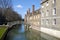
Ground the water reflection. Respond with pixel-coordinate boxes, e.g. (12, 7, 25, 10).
(5, 24, 40, 40)
(5, 24, 60, 40)
(25, 29, 40, 40)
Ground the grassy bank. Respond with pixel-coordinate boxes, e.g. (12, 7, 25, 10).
(0, 26, 8, 39)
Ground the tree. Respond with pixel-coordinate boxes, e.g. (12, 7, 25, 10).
(0, 0, 22, 23)
(0, 0, 12, 15)
(0, 0, 12, 8)
(0, 8, 7, 25)
(4, 8, 22, 22)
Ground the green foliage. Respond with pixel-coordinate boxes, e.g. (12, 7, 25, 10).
(0, 26, 7, 39)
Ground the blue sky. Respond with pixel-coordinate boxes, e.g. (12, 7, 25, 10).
(12, 0, 41, 18)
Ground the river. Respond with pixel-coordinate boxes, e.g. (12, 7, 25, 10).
(5, 24, 41, 40)
(5, 24, 59, 40)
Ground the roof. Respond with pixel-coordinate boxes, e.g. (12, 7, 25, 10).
(29, 9, 41, 17)
(41, 0, 48, 4)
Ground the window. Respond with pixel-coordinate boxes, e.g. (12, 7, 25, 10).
(41, 19, 44, 25)
(46, 2, 49, 6)
(46, 10, 49, 16)
(42, 6, 44, 8)
(53, 0, 54, 3)
(53, 0, 56, 4)
(42, 13, 44, 17)
(46, 19, 49, 25)
(53, 19, 56, 25)
(53, 0, 56, 7)
(53, 8, 56, 15)
(41, 11, 44, 17)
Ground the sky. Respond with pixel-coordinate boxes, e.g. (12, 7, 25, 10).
(12, 0, 41, 18)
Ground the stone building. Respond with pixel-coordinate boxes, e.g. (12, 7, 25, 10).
(24, 14, 27, 24)
(24, 8, 30, 25)
(41, 0, 60, 38)
(24, 5, 41, 31)
(29, 5, 41, 30)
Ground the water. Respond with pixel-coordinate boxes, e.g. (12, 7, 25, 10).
(5, 24, 40, 40)
(5, 24, 60, 40)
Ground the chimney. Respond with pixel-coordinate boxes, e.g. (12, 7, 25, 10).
(32, 5, 35, 14)
(27, 10, 28, 14)
(27, 8, 30, 16)
(27, 10, 28, 15)
(28, 8, 30, 14)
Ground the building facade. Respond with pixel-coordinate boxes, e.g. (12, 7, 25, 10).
(24, 8, 30, 25)
(24, 5, 41, 31)
(41, 0, 60, 38)
(29, 9, 41, 30)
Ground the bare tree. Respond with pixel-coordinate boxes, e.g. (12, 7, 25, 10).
(0, 0, 12, 24)
(0, 0, 12, 15)
(0, 0, 22, 22)
(0, 0, 12, 8)
(4, 8, 22, 22)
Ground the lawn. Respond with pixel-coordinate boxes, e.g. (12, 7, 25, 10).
(0, 26, 8, 39)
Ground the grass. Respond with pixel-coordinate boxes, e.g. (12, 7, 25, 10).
(0, 26, 8, 39)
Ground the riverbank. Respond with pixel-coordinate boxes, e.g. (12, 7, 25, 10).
(0, 25, 17, 40)
(40, 27, 60, 39)
(0, 26, 8, 40)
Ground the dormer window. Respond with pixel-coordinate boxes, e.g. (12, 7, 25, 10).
(46, 2, 49, 6)
(42, 6, 44, 8)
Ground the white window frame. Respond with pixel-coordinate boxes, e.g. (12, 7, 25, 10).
(46, 19, 49, 25)
(46, 10, 49, 16)
(53, 0, 54, 3)
(53, 8, 56, 15)
(42, 13, 44, 17)
(46, 2, 49, 6)
(42, 6, 44, 8)
(53, 19, 56, 25)
(41, 11, 44, 17)
(53, 0, 56, 7)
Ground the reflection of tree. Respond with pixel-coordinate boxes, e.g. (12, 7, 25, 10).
(25, 29, 40, 40)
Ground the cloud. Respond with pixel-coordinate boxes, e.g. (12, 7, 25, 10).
(16, 5, 23, 8)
